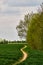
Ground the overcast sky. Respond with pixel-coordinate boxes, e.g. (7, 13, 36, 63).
(0, 0, 43, 41)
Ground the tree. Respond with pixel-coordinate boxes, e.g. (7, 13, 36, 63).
(27, 10, 43, 50)
(38, 3, 43, 13)
(40, 3, 43, 12)
(16, 13, 33, 40)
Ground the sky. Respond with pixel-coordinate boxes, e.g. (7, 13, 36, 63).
(0, 0, 43, 41)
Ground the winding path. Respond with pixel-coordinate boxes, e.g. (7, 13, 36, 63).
(13, 45, 28, 65)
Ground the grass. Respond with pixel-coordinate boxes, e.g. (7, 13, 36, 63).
(18, 45, 43, 65)
(0, 44, 26, 65)
(0, 44, 43, 65)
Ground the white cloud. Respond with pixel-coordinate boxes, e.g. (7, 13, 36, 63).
(6, 0, 43, 6)
(0, 0, 43, 40)
(0, 15, 20, 40)
(0, 0, 43, 13)
(0, 6, 39, 40)
(0, 6, 38, 15)
(0, 0, 8, 12)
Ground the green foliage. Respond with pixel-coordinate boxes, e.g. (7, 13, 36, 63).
(0, 39, 8, 44)
(16, 13, 33, 39)
(0, 44, 25, 65)
(0, 44, 43, 65)
(11, 41, 26, 43)
(27, 12, 43, 50)
(18, 46, 43, 65)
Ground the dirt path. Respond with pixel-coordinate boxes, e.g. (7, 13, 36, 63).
(13, 45, 28, 65)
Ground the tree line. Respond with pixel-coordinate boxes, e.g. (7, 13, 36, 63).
(0, 39, 26, 44)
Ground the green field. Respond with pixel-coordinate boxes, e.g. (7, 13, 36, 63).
(0, 44, 25, 65)
(18, 45, 43, 65)
(0, 44, 43, 65)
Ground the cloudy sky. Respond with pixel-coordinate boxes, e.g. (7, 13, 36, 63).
(0, 0, 43, 41)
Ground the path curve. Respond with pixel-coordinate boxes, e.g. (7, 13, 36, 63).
(13, 45, 28, 65)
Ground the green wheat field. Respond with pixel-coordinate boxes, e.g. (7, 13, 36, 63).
(0, 44, 43, 65)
